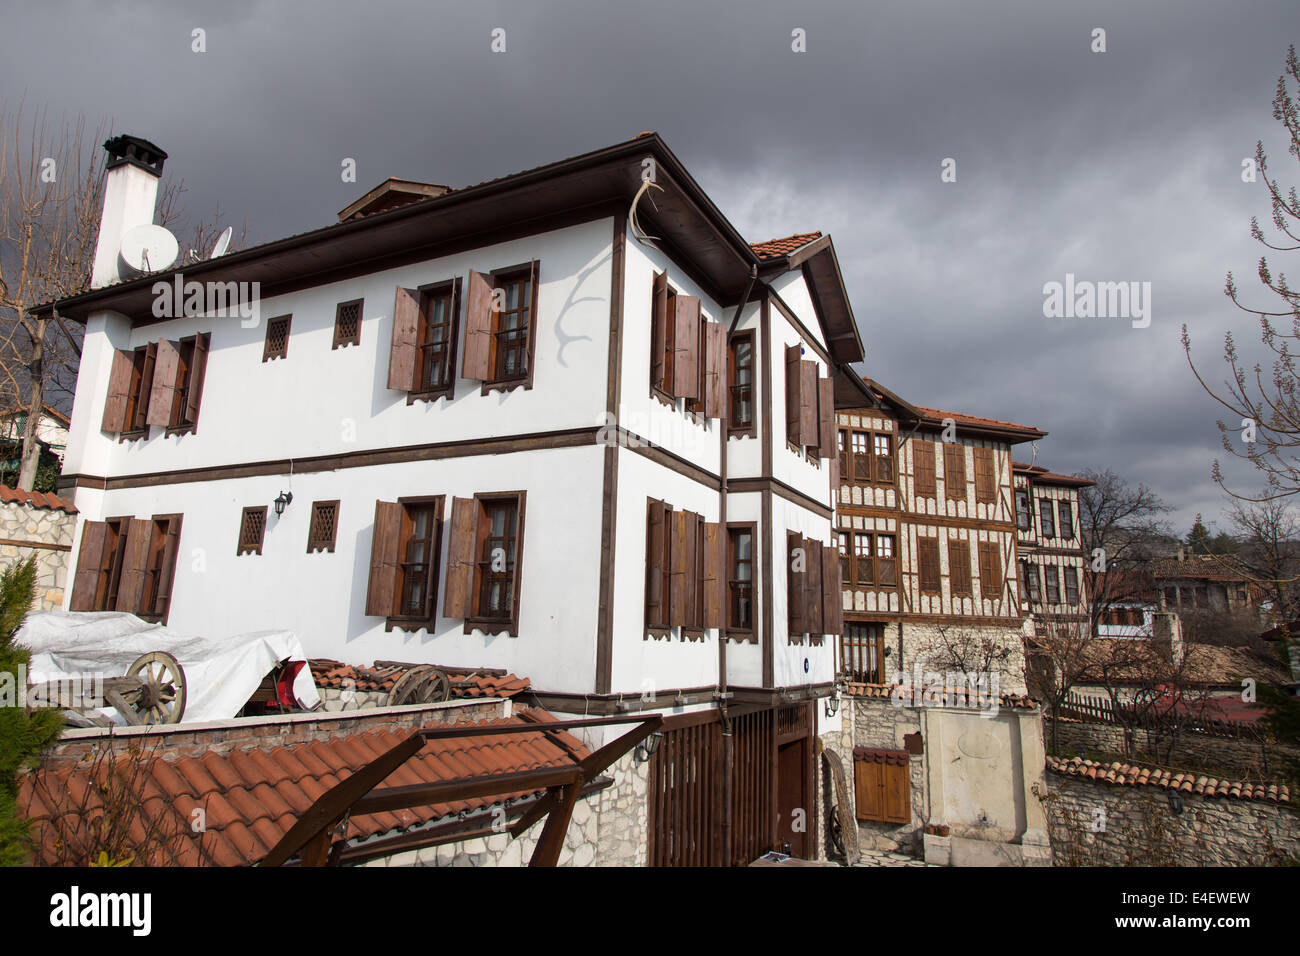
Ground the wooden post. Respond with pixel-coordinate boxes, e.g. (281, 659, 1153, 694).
(528, 782, 580, 867)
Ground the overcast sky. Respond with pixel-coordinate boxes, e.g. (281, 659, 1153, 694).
(5, 0, 1299, 534)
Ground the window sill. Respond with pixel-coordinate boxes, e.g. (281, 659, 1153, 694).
(645, 627, 672, 641)
(118, 430, 147, 444)
(681, 628, 706, 643)
(481, 377, 530, 396)
(332, 340, 360, 351)
(727, 425, 757, 440)
(407, 387, 453, 405)
(725, 628, 757, 645)
(386, 616, 435, 634)
(165, 424, 196, 438)
(464, 617, 517, 637)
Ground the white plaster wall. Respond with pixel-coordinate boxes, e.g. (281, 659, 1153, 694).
(771, 494, 836, 689)
(768, 296, 832, 502)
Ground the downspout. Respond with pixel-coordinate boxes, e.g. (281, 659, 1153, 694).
(719, 264, 757, 867)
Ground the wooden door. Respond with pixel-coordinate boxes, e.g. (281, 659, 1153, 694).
(776, 738, 808, 858)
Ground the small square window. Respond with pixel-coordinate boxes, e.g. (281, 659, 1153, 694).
(263, 315, 291, 362)
(333, 300, 362, 349)
(238, 506, 268, 555)
(307, 501, 340, 553)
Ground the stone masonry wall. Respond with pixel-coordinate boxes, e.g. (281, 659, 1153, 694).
(898, 620, 1028, 696)
(0, 500, 74, 611)
(1042, 774, 1300, 866)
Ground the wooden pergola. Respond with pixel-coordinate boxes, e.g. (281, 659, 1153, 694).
(260, 713, 663, 867)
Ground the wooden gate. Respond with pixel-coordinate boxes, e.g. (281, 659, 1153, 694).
(647, 707, 776, 866)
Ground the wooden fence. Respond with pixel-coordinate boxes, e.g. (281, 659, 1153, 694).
(1057, 692, 1266, 741)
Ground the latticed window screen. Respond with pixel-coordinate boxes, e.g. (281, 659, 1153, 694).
(238, 506, 268, 555)
(307, 501, 340, 553)
(333, 300, 362, 349)
(263, 315, 292, 362)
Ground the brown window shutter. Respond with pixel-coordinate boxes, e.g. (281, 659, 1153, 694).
(788, 531, 806, 635)
(651, 272, 669, 392)
(944, 443, 967, 500)
(914, 440, 936, 497)
(821, 544, 842, 636)
(672, 296, 701, 400)
(817, 377, 835, 459)
(974, 447, 996, 503)
(805, 535, 823, 634)
(918, 537, 940, 592)
(387, 286, 421, 391)
(703, 321, 727, 419)
(115, 518, 153, 613)
(702, 521, 723, 628)
(785, 345, 802, 445)
(69, 521, 109, 610)
(646, 500, 669, 628)
(799, 362, 818, 449)
(854, 759, 883, 820)
(101, 349, 135, 434)
(153, 516, 183, 620)
(669, 509, 691, 626)
(145, 340, 182, 427)
(364, 501, 404, 617)
(884, 763, 911, 823)
(442, 497, 478, 618)
(462, 270, 495, 380)
(948, 538, 972, 595)
(983, 541, 1003, 596)
(186, 333, 210, 425)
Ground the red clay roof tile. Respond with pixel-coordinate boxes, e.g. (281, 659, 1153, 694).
(750, 232, 823, 259)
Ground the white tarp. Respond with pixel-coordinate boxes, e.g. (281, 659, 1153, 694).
(17, 610, 321, 723)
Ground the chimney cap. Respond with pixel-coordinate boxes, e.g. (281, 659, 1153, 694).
(103, 134, 167, 176)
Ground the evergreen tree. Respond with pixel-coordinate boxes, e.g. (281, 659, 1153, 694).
(1187, 514, 1211, 554)
(0, 558, 63, 865)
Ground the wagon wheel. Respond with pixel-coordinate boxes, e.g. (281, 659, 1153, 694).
(125, 652, 187, 725)
(829, 805, 847, 860)
(387, 666, 452, 706)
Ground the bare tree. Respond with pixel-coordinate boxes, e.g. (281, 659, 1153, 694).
(1025, 617, 1103, 751)
(1227, 496, 1300, 620)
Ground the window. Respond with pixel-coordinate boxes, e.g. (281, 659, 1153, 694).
(150, 333, 211, 436)
(1058, 500, 1075, 540)
(476, 498, 520, 621)
(913, 440, 937, 497)
(365, 498, 444, 628)
(854, 533, 873, 586)
(491, 269, 533, 383)
(943, 443, 966, 500)
(1015, 489, 1031, 531)
(139, 515, 183, 623)
(307, 501, 340, 553)
(841, 429, 895, 485)
(237, 507, 268, 555)
(784, 345, 834, 457)
(1020, 560, 1041, 603)
(650, 274, 679, 402)
(787, 531, 840, 643)
(463, 263, 539, 391)
(948, 538, 972, 596)
(876, 535, 897, 585)
(646, 500, 673, 633)
(838, 531, 851, 583)
(263, 314, 291, 362)
(437, 493, 528, 635)
(1039, 499, 1056, 538)
(852, 431, 870, 481)
(840, 622, 886, 683)
(728, 332, 755, 434)
(854, 751, 911, 825)
(873, 434, 893, 482)
(977, 541, 1003, 598)
(973, 447, 996, 504)
(70, 515, 181, 622)
(844, 533, 896, 588)
(917, 537, 941, 593)
(643, 499, 725, 638)
(418, 282, 459, 397)
(1043, 566, 1060, 604)
(728, 525, 754, 632)
(333, 299, 363, 350)
(1064, 567, 1080, 604)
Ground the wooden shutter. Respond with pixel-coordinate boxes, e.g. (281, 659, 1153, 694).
(101, 349, 134, 434)
(69, 521, 109, 611)
(154, 516, 183, 619)
(854, 753, 911, 824)
(981, 541, 1003, 597)
(944, 443, 967, 500)
(387, 287, 421, 391)
(366, 501, 404, 617)
(918, 537, 940, 592)
(145, 340, 181, 427)
(821, 545, 842, 636)
(703, 322, 727, 419)
(702, 521, 723, 627)
(114, 518, 152, 613)
(443, 497, 478, 618)
(646, 500, 669, 628)
(788, 532, 806, 636)
(948, 538, 972, 595)
(799, 362, 818, 449)
(805, 535, 823, 634)
(817, 377, 835, 459)
(914, 440, 936, 497)
(883, 763, 911, 823)
(462, 270, 494, 380)
(186, 333, 210, 425)
(673, 296, 700, 400)
(651, 272, 669, 393)
(974, 447, 995, 503)
(854, 759, 882, 820)
(785, 345, 802, 445)
(669, 509, 695, 627)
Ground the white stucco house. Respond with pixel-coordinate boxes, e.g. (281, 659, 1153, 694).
(34, 131, 867, 864)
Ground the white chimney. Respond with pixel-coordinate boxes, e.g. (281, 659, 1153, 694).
(90, 135, 167, 289)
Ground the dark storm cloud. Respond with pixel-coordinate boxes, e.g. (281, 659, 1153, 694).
(4, 0, 1299, 531)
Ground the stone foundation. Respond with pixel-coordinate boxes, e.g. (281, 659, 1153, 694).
(0, 498, 74, 611)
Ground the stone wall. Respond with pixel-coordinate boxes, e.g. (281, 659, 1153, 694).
(897, 620, 1028, 696)
(1042, 773, 1300, 866)
(0, 498, 74, 611)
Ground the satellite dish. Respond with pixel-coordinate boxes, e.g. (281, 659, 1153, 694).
(119, 224, 179, 274)
(210, 226, 233, 259)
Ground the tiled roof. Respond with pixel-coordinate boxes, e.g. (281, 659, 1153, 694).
(308, 660, 531, 700)
(750, 232, 823, 259)
(1148, 553, 1253, 584)
(853, 747, 909, 765)
(1012, 462, 1094, 487)
(916, 406, 1044, 436)
(1063, 639, 1292, 688)
(18, 708, 587, 866)
(842, 681, 1039, 710)
(1046, 756, 1291, 804)
(0, 485, 76, 513)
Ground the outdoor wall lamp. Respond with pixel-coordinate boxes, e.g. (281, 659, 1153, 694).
(824, 694, 841, 718)
(634, 731, 664, 764)
(274, 491, 293, 516)
(1167, 791, 1184, 816)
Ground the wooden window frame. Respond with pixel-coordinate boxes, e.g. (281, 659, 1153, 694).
(943, 443, 967, 501)
(121, 343, 157, 440)
(1058, 500, 1075, 541)
(237, 506, 268, 556)
(977, 540, 1003, 599)
(973, 447, 996, 504)
(1021, 560, 1042, 604)
(1015, 488, 1031, 531)
(138, 514, 183, 625)
(306, 500, 341, 554)
(646, 499, 673, 637)
(917, 537, 941, 594)
(840, 620, 886, 684)
(333, 298, 363, 350)
(1038, 498, 1056, 538)
(913, 439, 937, 498)
(1043, 564, 1060, 604)
(409, 279, 461, 402)
(948, 537, 973, 596)
(728, 330, 756, 437)
(388, 495, 445, 631)
(482, 262, 539, 394)
(651, 276, 678, 406)
(465, 491, 526, 635)
(163, 332, 211, 437)
(854, 752, 911, 824)
(1063, 566, 1080, 604)
(263, 314, 291, 363)
(727, 522, 756, 637)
